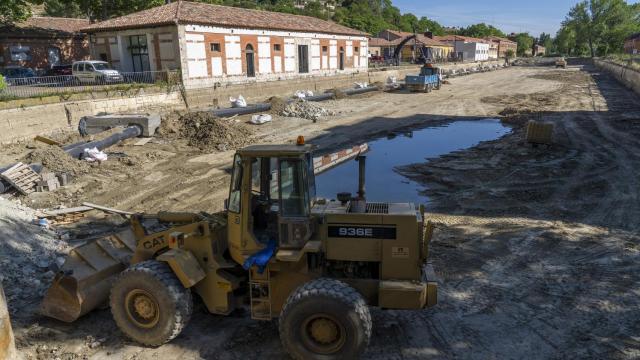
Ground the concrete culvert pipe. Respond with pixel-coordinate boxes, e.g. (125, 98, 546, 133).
(0, 283, 17, 360)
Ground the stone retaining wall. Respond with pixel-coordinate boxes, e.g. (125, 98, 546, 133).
(594, 59, 640, 96)
(0, 60, 504, 144)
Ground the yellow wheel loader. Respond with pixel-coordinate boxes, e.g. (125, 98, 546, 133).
(41, 140, 438, 359)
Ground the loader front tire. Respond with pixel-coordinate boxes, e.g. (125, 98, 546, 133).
(279, 278, 372, 359)
(110, 260, 192, 346)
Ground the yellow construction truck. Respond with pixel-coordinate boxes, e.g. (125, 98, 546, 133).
(41, 139, 438, 359)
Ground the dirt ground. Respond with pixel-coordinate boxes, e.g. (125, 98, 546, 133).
(3, 61, 640, 359)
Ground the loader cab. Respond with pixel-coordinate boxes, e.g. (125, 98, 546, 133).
(227, 144, 317, 264)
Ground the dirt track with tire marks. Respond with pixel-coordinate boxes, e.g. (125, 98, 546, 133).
(11, 63, 640, 359)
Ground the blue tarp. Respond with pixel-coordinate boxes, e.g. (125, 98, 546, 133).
(242, 240, 277, 274)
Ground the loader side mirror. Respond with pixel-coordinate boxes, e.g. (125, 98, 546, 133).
(224, 199, 229, 211)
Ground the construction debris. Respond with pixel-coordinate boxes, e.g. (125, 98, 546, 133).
(36, 172, 61, 192)
(280, 100, 335, 121)
(1, 163, 40, 195)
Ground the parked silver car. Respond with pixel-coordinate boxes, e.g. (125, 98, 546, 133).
(72, 61, 123, 84)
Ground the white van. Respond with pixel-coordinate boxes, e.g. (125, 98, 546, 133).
(72, 61, 123, 84)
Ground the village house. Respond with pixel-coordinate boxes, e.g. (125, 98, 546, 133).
(82, 1, 368, 89)
(0, 16, 90, 71)
(533, 44, 546, 56)
(369, 30, 453, 62)
(435, 35, 489, 62)
(624, 33, 640, 54)
(485, 36, 517, 59)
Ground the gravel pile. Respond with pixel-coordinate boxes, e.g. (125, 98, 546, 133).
(0, 197, 70, 317)
(280, 100, 335, 121)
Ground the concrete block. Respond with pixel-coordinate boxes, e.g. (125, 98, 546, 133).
(80, 114, 161, 137)
(56, 173, 70, 186)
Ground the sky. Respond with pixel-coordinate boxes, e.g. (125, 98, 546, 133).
(395, 0, 640, 37)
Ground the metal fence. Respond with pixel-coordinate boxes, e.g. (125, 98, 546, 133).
(0, 70, 180, 99)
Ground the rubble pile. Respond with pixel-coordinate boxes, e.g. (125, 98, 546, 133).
(0, 197, 70, 317)
(280, 100, 335, 121)
(179, 111, 254, 151)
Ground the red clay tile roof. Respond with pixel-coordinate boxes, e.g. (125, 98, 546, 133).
(434, 35, 488, 43)
(83, 1, 366, 36)
(485, 36, 517, 44)
(17, 16, 90, 33)
(370, 31, 451, 48)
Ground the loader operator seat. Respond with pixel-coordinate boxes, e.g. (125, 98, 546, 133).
(250, 157, 279, 244)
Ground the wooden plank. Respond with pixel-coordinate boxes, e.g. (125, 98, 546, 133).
(134, 137, 152, 146)
(42, 206, 93, 217)
(34, 135, 61, 146)
(82, 202, 134, 216)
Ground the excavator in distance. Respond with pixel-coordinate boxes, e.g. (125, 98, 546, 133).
(41, 138, 438, 359)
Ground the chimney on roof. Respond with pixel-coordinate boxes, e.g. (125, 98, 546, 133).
(424, 31, 433, 39)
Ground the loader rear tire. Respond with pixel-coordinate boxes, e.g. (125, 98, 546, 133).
(279, 278, 371, 359)
(110, 260, 192, 347)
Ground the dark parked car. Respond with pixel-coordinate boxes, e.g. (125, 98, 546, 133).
(45, 64, 73, 76)
(0, 67, 37, 85)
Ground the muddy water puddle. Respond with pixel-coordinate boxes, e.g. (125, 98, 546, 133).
(316, 119, 511, 203)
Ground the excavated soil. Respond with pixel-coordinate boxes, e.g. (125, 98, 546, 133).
(3, 64, 640, 359)
(179, 111, 254, 151)
(22, 145, 90, 176)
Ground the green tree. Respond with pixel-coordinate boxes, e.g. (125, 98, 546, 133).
(559, 0, 640, 57)
(459, 23, 506, 38)
(417, 16, 444, 35)
(1, 0, 42, 23)
(513, 32, 534, 57)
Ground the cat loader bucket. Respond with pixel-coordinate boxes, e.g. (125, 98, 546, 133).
(40, 228, 137, 322)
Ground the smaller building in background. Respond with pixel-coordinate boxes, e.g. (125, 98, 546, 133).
(624, 33, 640, 54)
(485, 36, 517, 59)
(534, 44, 546, 56)
(0, 17, 90, 71)
(370, 30, 453, 62)
(435, 35, 489, 62)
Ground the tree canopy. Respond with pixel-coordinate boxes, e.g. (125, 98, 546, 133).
(2, 0, 465, 37)
(457, 23, 506, 38)
(554, 0, 640, 56)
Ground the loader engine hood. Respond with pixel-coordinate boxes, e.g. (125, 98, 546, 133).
(312, 199, 428, 281)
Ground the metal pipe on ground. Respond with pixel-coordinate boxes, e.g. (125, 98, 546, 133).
(0, 283, 17, 360)
(65, 126, 142, 159)
(212, 103, 272, 118)
(212, 86, 379, 118)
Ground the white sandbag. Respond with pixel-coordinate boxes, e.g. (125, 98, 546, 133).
(294, 90, 314, 99)
(250, 114, 272, 125)
(83, 147, 108, 162)
(230, 95, 247, 108)
(354, 82, 368, 89)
